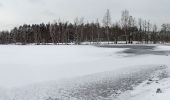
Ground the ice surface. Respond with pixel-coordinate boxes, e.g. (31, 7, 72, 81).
(0, 45, 169, 100)
(0, 45, 125, 88)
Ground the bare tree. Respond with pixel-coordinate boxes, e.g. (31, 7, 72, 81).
(142, 20, 147, 43)
(96, 19, 100, 44)
(79, 18, 84, 43)
(152, 24, 157, 44)
(138, 18, 143, 43)
(121, 10, 129, 44)
(128, 16, 136, 44)
(146, 20, 151, 43)
(74, 17, 84, 44)
(103, 9, 112, 44)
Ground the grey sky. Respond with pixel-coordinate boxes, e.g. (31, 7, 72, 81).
(0, 0, 169, 30)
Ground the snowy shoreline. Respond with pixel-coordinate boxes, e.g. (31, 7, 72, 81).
(117, 66, 170, 100)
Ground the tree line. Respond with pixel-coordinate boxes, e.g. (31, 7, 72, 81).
(0, 9, 170, 45)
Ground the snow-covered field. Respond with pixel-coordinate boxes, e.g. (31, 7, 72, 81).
(0, 44, 170, 100)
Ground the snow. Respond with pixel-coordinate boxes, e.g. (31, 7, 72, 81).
(155, 45, 170, 51)
(0, 45, 168, 88)
(134, 78, 170, 100)
(117, 68, 170, 100)
(0, 45, 125, 88)
(0, 44, 169, 100)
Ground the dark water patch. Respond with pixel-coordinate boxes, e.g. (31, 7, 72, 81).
(97, 45, 156, 50)
(122, 49, 170, 56)
(97, 44, 170, 56)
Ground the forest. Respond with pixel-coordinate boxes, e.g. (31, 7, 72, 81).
(0, 9, 170, 45)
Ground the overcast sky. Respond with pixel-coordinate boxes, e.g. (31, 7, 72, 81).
(0, 0, 169, 30)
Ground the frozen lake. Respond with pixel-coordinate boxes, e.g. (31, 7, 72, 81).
(0, 45, 170, 88)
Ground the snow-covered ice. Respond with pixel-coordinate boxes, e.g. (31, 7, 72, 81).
(0, 44, 169, 100)
(0, 45, 125, 88)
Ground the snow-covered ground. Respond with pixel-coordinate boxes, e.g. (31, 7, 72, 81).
(0, 44, 169, 100)
(117, 67, 170, 100)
